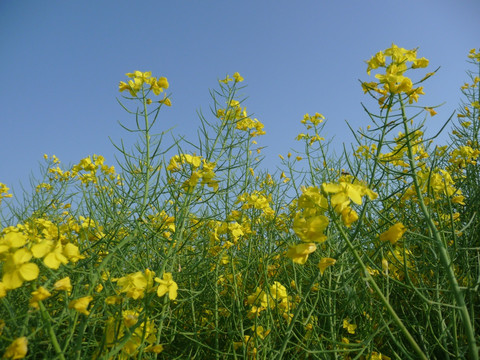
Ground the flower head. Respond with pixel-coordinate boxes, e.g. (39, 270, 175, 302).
(379, 223, 407, 245)
(286, 243, 317, 264)
(30, 286, 52, 309)
(155, 272, 178, 300)
(318, 257, 336, 275)
(3, 337, 28, 359)
(69, 296, 93, 315)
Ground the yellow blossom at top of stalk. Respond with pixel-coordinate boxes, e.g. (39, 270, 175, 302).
(219, 72, 244, 84)
(119, 71, 169, 97)
(468, 48, 480, 62)
(0, 183, 13, 206)
(363, 44, 430, 106)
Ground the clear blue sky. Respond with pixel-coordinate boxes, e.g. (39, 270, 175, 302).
(1, 0, 479, 195)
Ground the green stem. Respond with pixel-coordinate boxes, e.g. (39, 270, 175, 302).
(334, 218, 428, 360)
(140, 87, 151, 219)
(39, 302, 66, 360)
(399, 95, 478, 360)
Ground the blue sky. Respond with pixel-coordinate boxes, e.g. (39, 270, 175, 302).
(1, 0, 479, 195)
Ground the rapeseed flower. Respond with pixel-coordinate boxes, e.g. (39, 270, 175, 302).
(68, 296, 93, 315)
(155, 272, 178, 300)
(341, 207, 359, 227)
(29, 287, 52, 309)
(318, 257, 336, 275)
(116, 271, 150, 300)
(362, 44, 430, 105)
(2, 248, 39, 290)
(3, 337, 28, 359)
(343, 318, 357, 334)
(286, 243, 317, 264)
(0, 183, 13, 206)
(379, 223, 406, 245)
(53, 277, 72, 293)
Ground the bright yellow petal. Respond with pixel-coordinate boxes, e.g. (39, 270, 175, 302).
(19, 263, 39, 281)
(168, 282, 178, 300)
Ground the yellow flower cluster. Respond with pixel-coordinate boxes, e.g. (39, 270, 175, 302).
(167, 153, 219, 191)
(401, 167, 464, 206)
(448, 145, 480, 169)
(468, 48, 480, 62)
(247, 281, 293, 322)
(46, 154, 119, 187)
(216, 99, 265, 137)
(296, 113, 326, 144)
(362, 43, 430, 106)
(219, 72, 244, 83)
(236, 191, 275, 218)
(208, 219, 247, 256)
(0, 183, 12, 206)
(0, 222, 83, 292)
(113, 269, 178, 301)
(119, 70, 169, 101)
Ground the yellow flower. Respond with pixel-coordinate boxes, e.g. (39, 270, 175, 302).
(63, 243, 85, 263)
(293, 214, 329, 243)
(233, 72, 244, 82)
(425, 107, 437, 116)
(159, 94, 172, 106)
(2, 249, 39, 290)
(343, 318, 357, 334)
(412, 57, 429, 68)
(155, 272, 178, 300)
(379, 223, 407, 245)
(322, 182, 362, 212)
(318, 257, 336, 275)
(366, 51, 386, 75)
(341, 207, 359, 227)
(31, 240, 68, 270)
(0, 232, 27, 254)
(156, 76, 169, 89)
(252, 325, 270, 340)
(68, 296, 93, 315)
(123, 310, 139, 328)
(29, 287, 52, 309)
(219, 75, 233, 83)
(286, 243, 316, 264)
(116, 271, 148, 300)
(3, 337, 28, 359)
(53, 277, 72, 293)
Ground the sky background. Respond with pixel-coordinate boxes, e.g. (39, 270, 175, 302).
(1, 0, 479, 196)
